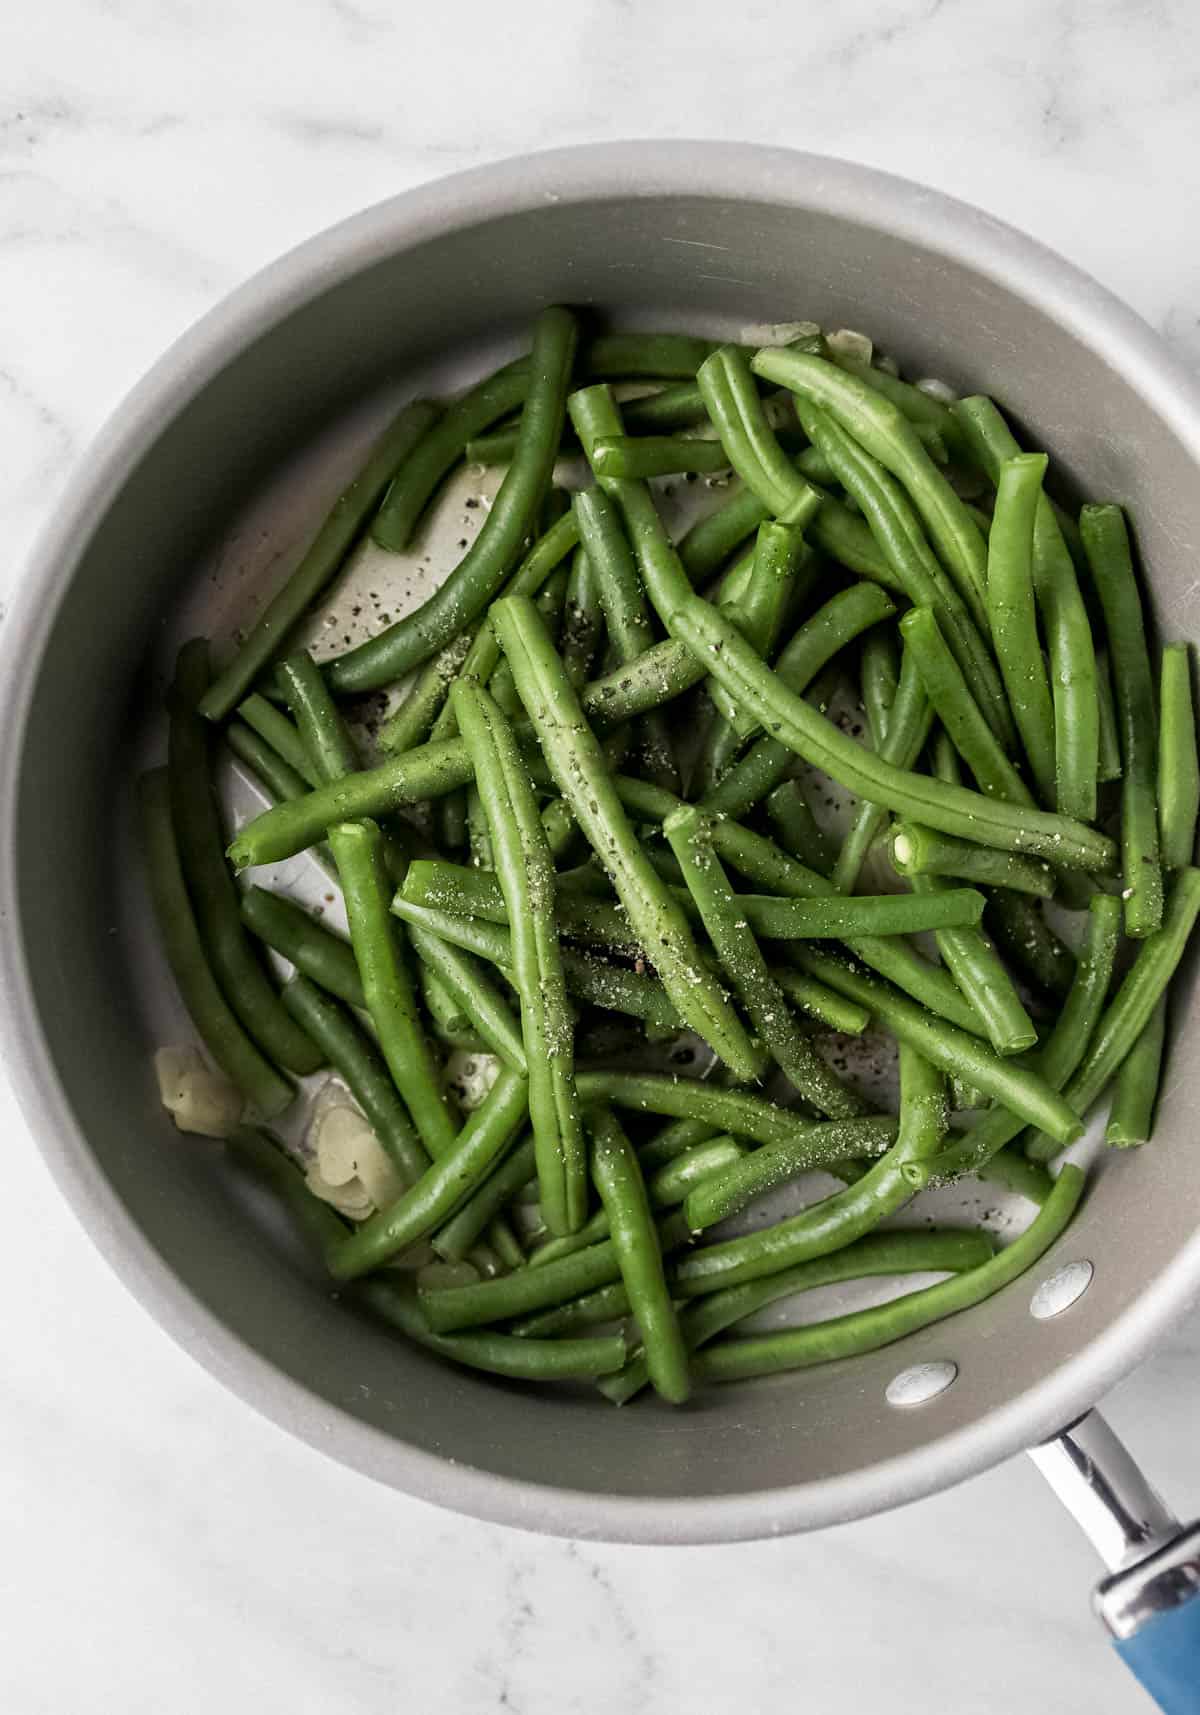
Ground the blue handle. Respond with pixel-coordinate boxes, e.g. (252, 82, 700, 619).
(1115, 1594, 1200, 1713)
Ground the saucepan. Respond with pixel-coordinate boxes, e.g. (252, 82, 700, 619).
(1, 144, 1198, 1709)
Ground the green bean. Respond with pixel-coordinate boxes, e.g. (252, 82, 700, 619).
(278, 651, 361, 780)
(324, 309, 577, 696)
(768, 968, 870, 1036)
(621, 381, 708, 432)
(417, 962, 481, 1047)
(512, 1281, 634, 1338)
(861, 626, 901, 749)
(570, 1070, 841, 1149)
(793, 399, 1015, 750)
(829, 352, 965, 452)
(280, 976, 428, 1181)
(1106, 997, 1166, 1148)
(139, 771, 293, 1116)
(198, 399, 439, 720)
(663, 806, 866, 1117)
(682, 1045, 943, 1270)
(360, 1278, 626, 1381)
(1081, 504, 1162, 936)
(696, 347, 820, 525)
(168, 644, 324, 1077)
(669, 599, 1115, 872)
(590, 434, 729, 480)
(452, 680, 585, 1234)
(585, 332, 719, 378)
(691, 1165, 1085, 1382)
(329, 1065, 528, 1280)
(753, 347, 990, 630)
(832, 643, 933, 895)
(677, 484, 765, 582)
(909, 874, 1036, 1057)
(701, 583, 900, 820)
(601, 1225, 989, 1405)
(432, 1133, 536, 1262)
(588, 1108, 690, 1403)
(1096, 650, 1123, 782)
(227, 1126, 347, 1262)
(900, 606, 1030, 804)
(1158, 643, 1199, 869)
(953, 396, 1099, 820)
(560, 546, 605, 690)
(405, 923, 526, 1073)
(225, 722, 312, 806)
(788, 946, 1082, 1143)
(987, 454, 1057, 804)
(738, 521, 809, 659)
(377, 635, 475, 756)
(237, 694, 321, 786)
(491, 596, 759, 1078)
(240, 887, 364, 1007)
(371, 360, 527, 551)
(889, 823, 1055, 899)
(685, 1115, 901, 1234)
(1027, 866, 1200, 1159)
(427, 510, 581, 744)
(764, 781, 834, 876)
(421, 1211, 690, 1333)
(985, 890, 1075, 1002)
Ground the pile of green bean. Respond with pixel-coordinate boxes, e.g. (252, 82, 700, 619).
(142, 308, 1200, 1406)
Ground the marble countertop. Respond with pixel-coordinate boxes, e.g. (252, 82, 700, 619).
(4, 2, 1200, 1709)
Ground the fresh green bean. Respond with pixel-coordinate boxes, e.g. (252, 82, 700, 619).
(832, 643, 934, 896)
(169, 643, 324, 1077)
(1027, 867, 1200, 1159)
(1096, 650, 1123, 782)
(240, 887, 364, 1007)
(1158, 643, 1199, 869)
(512, 1281, 635, 1338)
(325, 308, 577, 696)
(691, 1166, 1085, 1382)
(139, 771, 293, 1116)
(418, 962, 483, 1048)
(572, 1071, 851, 1150)
(432, 1133, 536, 1262)
(225, 722, 312, 806)
(753, 347, 990, 630)
(681, 1047, 943, 1278)
(560, 545, 605, 690)
(793, 399, 1014, 749)
(861, 626, 901, 749)
(889, 823, 1055, 898)
(491, 596, 759, 1078)
(237, 694, 321, 786)
(421, 1211, 690, 1333)
(589, 1107, 690, 1403)
(764, 781, 834, 876)
(701, 582, 900, 820)
(585, 332, 719, 378)
(696, 347, 820, 525)
(452, 680, 585, 1234)
(953, 397, 1099, 819)
(601, 1225, 989, 1406)
(985, 890, 1075, 1002)
(360, 1278, 626, 1381)
(329, 1065, 529, 1280)
(1106, 997, 1167, 1148)
(987, 454, 1057, 804)
(278, 652, 361, 780)
(377, 635, 475, 756)
(677, 484, 766, 582)
(664, 805, 867, 1118)
(769, 968, 871, 1036)
(737, 521, 809, 660)
(787, 947, 1082, 1143)
(669, 599, 1115, 872)
(909, 873, 1036, 1057)
(829, 352, 964, 451)
(372, 360, 527, 551)
(405, 923, 526, 1073)
(198, 399, 439, 720)
(683, 1115, 900, 1233)
(591, 434, 729, 480)
(900, 606, 1030, 804)
(637, 1115, 722, 1171)
(1081, 504, 1162, 936)
(280, 976, 428, 1182)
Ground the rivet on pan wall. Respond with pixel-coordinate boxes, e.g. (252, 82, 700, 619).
(1029, 1259, 1094, 1320)
(885, 1360, 958, 1407)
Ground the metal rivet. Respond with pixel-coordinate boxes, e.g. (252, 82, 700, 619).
(885, 1360, 958, 1407)
(1030, 1260, 1094, 1320)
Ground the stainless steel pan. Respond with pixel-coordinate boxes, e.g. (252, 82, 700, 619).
(2, 144, 1199, 1707)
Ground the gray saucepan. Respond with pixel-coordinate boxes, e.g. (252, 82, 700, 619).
(1, 143, 1199, 1708)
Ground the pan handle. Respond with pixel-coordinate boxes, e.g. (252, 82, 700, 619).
(1029, 1411, 1200, 1713)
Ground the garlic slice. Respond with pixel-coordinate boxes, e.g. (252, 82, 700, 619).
(155, 1046, 243, 1138)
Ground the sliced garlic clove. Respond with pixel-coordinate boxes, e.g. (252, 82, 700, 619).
(154, 1045, 244, 1138)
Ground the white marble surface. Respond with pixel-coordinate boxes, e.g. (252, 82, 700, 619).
(4, 2, 1200, 1710)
